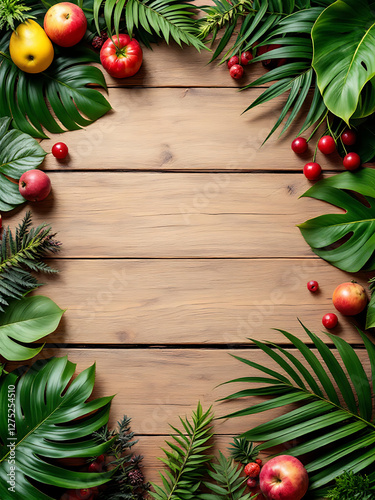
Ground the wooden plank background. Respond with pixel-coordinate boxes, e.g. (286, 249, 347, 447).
(2, 9, 371, 492)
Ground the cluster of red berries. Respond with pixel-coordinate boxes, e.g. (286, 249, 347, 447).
(244, 458, 262, 489)
(61, 455, 105, 499)
(291, 129, 360, 181)
(307, 280, 338, 329)
(227, 51, 253, 80)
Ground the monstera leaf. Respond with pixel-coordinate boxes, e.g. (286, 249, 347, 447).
(0, 117, 46, 212)
(0, 356, 115, 499)
(0, 32, 111, 139)
(312, 0, 375, 123)
(298, 169, 375, 272)
(0, 295, 64, 361)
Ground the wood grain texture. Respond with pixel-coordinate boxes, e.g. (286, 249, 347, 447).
(7, 348, 370, 438)
(41, 258, 367, 345)
(39, 88, 344, 172)
(5, 172, 341, 258)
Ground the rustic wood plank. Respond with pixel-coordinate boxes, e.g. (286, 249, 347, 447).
(95, 44, 268, 88)
(5, 172, 341, 258)
(41, 258, 367, 345)
(40, 88, 341, 172)
(8, 348, 370, 438)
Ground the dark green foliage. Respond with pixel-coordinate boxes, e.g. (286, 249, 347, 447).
(0, 356, 115, 499)
(93, 0, 205, 50)
(228, 437, 258, 464)
(0, 211, 61, 311)
(94, 415, 150, 499)
(221, 323, 375, 497)
(150, 402, 214, 500)
(200, 452, 251, 500)
(326, 471, 374, 500)
(367, 277, 375, 329)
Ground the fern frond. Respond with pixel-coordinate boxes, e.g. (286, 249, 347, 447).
(200, 451, 251, 500)
(228, 436, 258, 464)
(0, 0, 35, 31)
(150, 402, 214, 500)
(0, 211, 61, 311)
(326, 471, 373, 500)
(221, 323, 375, 498)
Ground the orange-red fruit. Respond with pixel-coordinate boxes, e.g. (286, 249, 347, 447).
(229, 64, 244, 79)
(244, 462, 261, 478)
(44, 2, 87, 47)
(332, 282, 367, 316)
(228, 55, 239, 68)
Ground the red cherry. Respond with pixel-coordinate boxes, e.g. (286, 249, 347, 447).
(52, 142, 69, 159)
(255, 458, 262, 466)
(228, 55, 239, 69)
(247, 478, 258, 488)
(307, 280, 319, 292)
(229, 64, 244, 79)
(291, 137, 308, 154)
(96, 454, 105, 463)
(318, 135, 336, 155)
(322, 313, 338, 329)
(341, 129, 356, 146)
(343, 152, 361, 171)
(303, 162, 321, 181)
(241, 51, 253, 65)
(77, 489, 93, 500)
(88, 461, 103, 472)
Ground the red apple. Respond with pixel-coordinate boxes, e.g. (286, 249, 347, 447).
(44, 2, 87, 47)
(19, 170, 51, 202)
(259, 455, 308, 500)
(332, 282, 367, 316)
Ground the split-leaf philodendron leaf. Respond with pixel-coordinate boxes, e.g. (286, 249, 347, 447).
(298, 168, 375, 272)
(0, 295, 64, 361)
(0, 117, 46, 212)
(0, 356, 115, 500)
(312, 0, 375, 123)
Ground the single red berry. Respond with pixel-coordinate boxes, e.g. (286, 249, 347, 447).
(241, 51, 253, 65)
(247, 478, 258, 488)
(77, 489, 93, 500)
(88, 461, 103, 472)
(228, 55, 239, 69)
(244, 462, 261, 478)
(318, 135, 336, 155)
(341, 129, 356, 146)
(303, 162, 321, 181)
(255, 458, 262, 466)
(52, 142, 69, 159)
(291, 137, 308, 154)
(343, 152, 361, 171)
(307, 280, 319, 292)
(229, 64, 244, 79)
(96, 454, 105, 463)
(322, 313, 338, 329)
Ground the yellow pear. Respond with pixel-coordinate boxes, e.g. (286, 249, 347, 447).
(9, 20, 54, 73)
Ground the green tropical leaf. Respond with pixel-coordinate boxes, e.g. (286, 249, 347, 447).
(150, 402, 214, 500)
(312, 0, 375, 123)
(298, 168, 375, 272)
(222, 323, 375, 497)
(0, 32, 111, 139)
(366, 278, 375, 329)
(200, 452, 251, 500)
(0, 117, 46, 212)
(0, 295, 64, 361)
(0, 356, 115, 499)
(94, 0, 205, 50)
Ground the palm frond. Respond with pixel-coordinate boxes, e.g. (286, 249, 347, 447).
(200, 452, 251, 500)
(0, 33, 111, 138)
(150, 402, 214, 500)
(221, 323, 375, 497)
(94, 0, 205, 50)
(0, 211, 61, 311)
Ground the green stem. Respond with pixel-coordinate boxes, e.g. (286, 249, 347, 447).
(307, 110, 328, 142)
